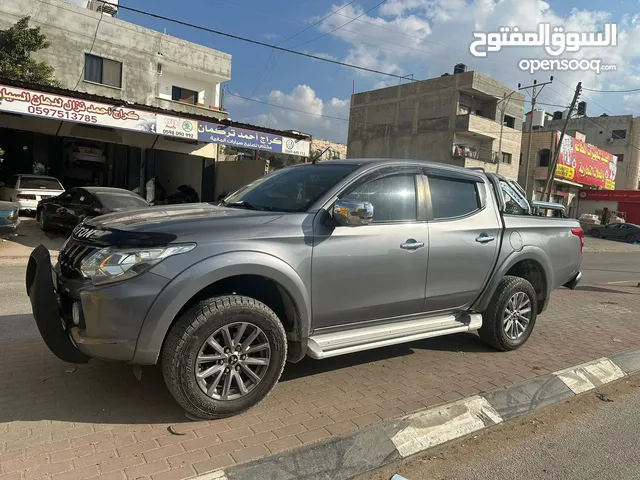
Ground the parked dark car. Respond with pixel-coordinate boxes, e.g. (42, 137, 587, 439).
(37, 187, 150, 233)
(590, 223, 640, 243)
(0, 200, 19, 236)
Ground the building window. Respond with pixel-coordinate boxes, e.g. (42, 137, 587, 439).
(503, 115, 515, 128)
(84, 54, 122, 88)
(538, 148, 551, 167)
(172, 86, 199, 105)
(612, 129, 626, 139)
(519, 153, 523, 165)
(501, 152, 512, 164)
(616, 154, 624, 162)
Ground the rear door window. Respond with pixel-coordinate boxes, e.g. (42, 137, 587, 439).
(428, 176, 481, 220)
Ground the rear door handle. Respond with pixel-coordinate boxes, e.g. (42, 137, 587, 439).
(475, 234, 495, 244)
(400, 239, 425, 250)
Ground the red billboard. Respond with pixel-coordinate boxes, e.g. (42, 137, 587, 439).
(555, 131, 617, 190)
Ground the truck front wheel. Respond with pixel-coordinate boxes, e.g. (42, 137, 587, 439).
(162, 295, 287, 419)
(479, 275, 538, 351)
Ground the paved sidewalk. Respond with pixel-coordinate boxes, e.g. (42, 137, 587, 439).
(1, 284, 640, 480)
(0, 218, 65, 266)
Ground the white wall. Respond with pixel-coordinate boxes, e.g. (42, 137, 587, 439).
(157, 67, 217, 108)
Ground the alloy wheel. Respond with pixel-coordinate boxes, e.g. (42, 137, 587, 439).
(195, 322, 271, 401)
(502, 292, 532, 340)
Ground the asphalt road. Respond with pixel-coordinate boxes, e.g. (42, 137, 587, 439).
(360, 375, 640, 480)
(1, 251, 639, 342)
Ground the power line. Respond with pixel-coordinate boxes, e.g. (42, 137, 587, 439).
(582, 86, 640, 93)
(238, 0, 360, 111)
(106, 1, 410, 81)
(292, 0, 389, 48)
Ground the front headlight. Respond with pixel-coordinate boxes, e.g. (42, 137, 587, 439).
(80, 243, 196, 285)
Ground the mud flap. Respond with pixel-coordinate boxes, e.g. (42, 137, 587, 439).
(25, 245, 90, 364)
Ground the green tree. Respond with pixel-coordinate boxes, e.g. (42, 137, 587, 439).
(0, 16, 59, 86)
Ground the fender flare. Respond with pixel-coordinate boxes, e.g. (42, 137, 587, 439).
(132, 251, 311, 365)
(473, 246, 554, 313)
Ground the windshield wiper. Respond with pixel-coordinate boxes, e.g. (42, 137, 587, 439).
(222, 200, 272, 211)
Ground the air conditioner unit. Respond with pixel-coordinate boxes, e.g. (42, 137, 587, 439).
(156, 63, 163, 75)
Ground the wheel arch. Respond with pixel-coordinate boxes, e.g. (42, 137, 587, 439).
(473, 247, 553, 314)
(133, 251, 311, 365)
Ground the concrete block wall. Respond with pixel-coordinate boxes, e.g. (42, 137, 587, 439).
(0, 0, 231, 119)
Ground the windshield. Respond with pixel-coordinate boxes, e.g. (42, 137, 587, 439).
(19, 177, 63, 190)
(222, 164, 358, 212)
(97, 192, 150, 210)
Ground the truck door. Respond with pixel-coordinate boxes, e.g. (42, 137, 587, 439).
(311, 166, 429, 329)
(424, 172, 501, 313)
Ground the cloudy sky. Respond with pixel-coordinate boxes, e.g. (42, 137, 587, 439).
(77, 0, 640, 143)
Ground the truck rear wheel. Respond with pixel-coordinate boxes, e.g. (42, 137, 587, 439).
(479, 275, 538, 351)
(162, 295, 287, 419)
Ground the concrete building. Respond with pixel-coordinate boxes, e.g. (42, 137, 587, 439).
(526, 111, 640, 191)
(0, 0, 310, 201)
(347, 68, 525, 179)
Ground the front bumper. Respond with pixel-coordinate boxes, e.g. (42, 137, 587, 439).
(26, 245, 170, 363)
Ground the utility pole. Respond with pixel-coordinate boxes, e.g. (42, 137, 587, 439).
(519, 77, 554, 199)
(544, 82, 582, 202)
(496, 91, 517, 174)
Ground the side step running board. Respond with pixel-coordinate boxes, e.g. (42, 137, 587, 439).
(306, 313, 482, 360)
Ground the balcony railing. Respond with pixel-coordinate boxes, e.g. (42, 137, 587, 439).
(452, 144, 479, 160)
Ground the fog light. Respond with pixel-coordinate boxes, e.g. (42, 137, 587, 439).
(72, 302, 81, 326)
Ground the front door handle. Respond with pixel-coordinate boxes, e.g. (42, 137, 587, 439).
(400, 239, 425, 250)
(475, 234, 495, 244)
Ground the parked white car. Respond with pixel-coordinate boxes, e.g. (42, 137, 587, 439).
(0, 175, 65, 214)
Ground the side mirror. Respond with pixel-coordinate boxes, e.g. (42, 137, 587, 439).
(333, 199, 374, 226)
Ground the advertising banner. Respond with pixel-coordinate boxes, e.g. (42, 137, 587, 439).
(198, 121, 310, 157)
(579, 190, 640, 202)
(555, 131, 617, 190)
(0, 85, 157, 133)
(156, 114, 197, 140)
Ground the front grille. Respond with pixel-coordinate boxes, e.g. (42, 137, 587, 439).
(58, 238, 97, 278)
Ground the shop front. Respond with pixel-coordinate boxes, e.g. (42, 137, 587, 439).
(0, 80, 310, 203)
(577, 190, 640, 225)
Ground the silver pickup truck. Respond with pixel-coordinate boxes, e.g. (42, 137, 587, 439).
(26, 159, 583, 419)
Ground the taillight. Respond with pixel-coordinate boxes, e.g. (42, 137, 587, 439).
(17, 194, 36, 200)
(7, 211, 18, 222)
(571, 227, 584, 253)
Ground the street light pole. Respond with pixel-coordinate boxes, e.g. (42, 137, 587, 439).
(496, 91, 514, 175)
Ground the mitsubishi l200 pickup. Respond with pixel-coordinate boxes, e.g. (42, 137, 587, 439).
(26, 159, 583, 419)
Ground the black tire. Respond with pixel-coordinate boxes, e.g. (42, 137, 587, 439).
(162, 295, 287, 419)
(478, 275, 538, 352)
(38, 209, 50, 231)
(626, 234, 636, 244)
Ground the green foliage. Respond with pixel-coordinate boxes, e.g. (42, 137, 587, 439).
(0, 16, 59, 86)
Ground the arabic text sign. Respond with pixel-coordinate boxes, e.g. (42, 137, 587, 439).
(470, 23, 617, 58)
(197, 122, 310, 157)
(0, 85, 157, 133)
(555, 132, 617, 190)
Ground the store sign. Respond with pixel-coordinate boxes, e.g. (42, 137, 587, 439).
(197, 121, 310, 157)
(555, 131, 617, 190)
(579, 189, 640, 202)
(157, 114, 197, 140)
(0, 85, 157, 133)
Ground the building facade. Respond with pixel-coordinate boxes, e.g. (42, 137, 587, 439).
(0, 0, 310, 201)
(347, 68, 525, 179)
(542, 114, 640, 191)
(519, 129, 618, 218)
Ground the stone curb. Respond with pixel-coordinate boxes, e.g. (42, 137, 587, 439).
(194, 346, 640, 480)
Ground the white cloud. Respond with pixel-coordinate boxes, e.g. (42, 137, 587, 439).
(313, 0, 640, 111)
(241, 85, 349, 143)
